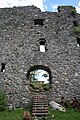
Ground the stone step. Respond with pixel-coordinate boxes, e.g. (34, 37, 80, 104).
(33, 95, 47, 97)
(33, 101, 48, 103)
(33, 107, 48, 110)
(32, 112, 48, 117)
(32, 94, 48, 117)
(32, 110, 48, 113)
(33, 102, 47, 105)
(33, 105, 48, 107)
(33, 98, 47, 100)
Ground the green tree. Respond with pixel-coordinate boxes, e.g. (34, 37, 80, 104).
(30, 70, 38, 81)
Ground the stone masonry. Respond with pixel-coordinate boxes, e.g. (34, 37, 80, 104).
(0, 5, 80, 107)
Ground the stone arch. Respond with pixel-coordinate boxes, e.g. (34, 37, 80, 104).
(27, 65, 52, 87)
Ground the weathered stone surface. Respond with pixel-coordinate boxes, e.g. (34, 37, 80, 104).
(49, 101, 66, 112)
(0, 6, 80, 107)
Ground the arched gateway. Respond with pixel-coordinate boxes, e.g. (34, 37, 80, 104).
(0, 6, 80, 107)
(27, 65, 52, 92)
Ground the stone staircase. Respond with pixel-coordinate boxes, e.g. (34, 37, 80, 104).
(32, 94, 48, 117)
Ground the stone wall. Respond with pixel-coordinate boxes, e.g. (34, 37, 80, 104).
(0, 5, 80, 107)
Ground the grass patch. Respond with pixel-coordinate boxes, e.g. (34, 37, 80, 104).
(0, 107, 80, 120)
(0, 109, 24, 120)
(47, 107, 80, 120)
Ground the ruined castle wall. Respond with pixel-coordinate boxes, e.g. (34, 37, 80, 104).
(0, 6, 80, 107)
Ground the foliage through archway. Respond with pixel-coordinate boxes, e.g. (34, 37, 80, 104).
(27, 65, 52, 92)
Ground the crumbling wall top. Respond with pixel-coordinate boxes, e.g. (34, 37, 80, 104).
(57, 5, 76, 14)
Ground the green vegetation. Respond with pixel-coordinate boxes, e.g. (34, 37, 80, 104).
(0, 91, 7, 111)
(30, 81, 40, 89)
(60, 5, 75, 9)
(0, 107, 80, 120)
(30, 81, 50, 92)
(0, 109, 24, 120)
(71, 9, 77, 15)
(74, 26, 80, 33)
(43, 83, 50, 91)
(47, 107, 80, 120)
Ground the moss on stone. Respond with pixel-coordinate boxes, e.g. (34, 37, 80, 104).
(74, 26, 80, 33)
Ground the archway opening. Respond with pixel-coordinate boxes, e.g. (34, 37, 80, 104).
(27, 65, 52, 93)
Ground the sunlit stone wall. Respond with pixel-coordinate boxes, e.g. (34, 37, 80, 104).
(0, 6, 80, 107)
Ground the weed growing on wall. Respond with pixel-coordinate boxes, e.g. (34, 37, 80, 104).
(0, 91, 7, 111)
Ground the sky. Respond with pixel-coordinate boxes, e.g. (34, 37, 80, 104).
(35, 70, 49, 83)
(30, 69, 49, 83)
(0, 0, 80, 13)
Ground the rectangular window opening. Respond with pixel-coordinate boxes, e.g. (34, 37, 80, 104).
(77, 37, 80, 47)
(34, 19, 44, 25)
(40, 41, 46, 52)
(73, 20, 78, 27)
(1, 63, 6, 72)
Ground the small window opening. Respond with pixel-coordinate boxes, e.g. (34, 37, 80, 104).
(45, 26, 47, 28)
(56, 31, 58, 34)
(77, 37, 80, 47)
(1, 63, 6, 72)
(73, 20, 78, 27)
(68, 16, 70, 18)
(40, 41, 46, 52)
(34, 19, 44, 25)
(31, 26, 33, 29)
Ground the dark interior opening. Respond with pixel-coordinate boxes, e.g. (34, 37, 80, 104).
(1, 63, 6, 72)
(77, 37, 80, 46)
(73, 20, 78, 27)
(34, 19, 44, 25)
(40, 41, 45, 45)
